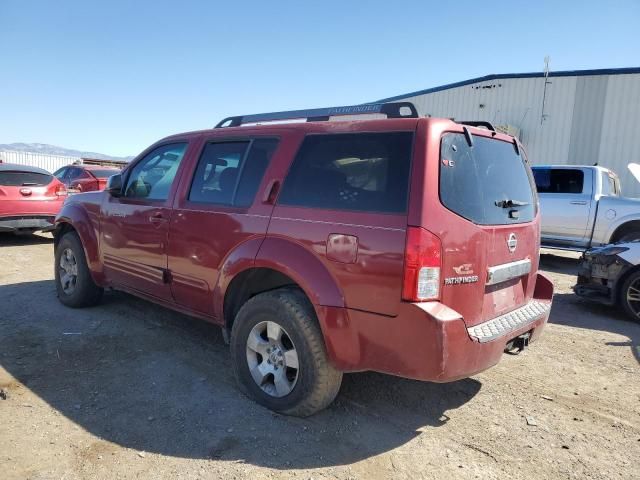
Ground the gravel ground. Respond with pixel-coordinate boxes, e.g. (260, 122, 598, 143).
(0, 234, 638, 480)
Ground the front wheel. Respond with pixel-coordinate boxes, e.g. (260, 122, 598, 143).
(55, 231, 103, 308)
(619, 269, 640, 322)
(230, 288, 343, 417)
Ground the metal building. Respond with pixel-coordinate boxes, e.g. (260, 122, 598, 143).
(379, 67, 640, 197)
(0, 150, 80, 172)
(0, 151, 127, 172)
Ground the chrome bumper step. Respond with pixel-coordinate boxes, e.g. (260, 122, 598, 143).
(467, 300, 551, 343)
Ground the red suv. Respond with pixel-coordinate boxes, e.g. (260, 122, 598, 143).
(53, 103, 553, 416)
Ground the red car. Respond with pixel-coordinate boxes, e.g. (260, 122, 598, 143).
(53, 103, 554, 416)
(53, 165, 121, 192)
(0, 163, 67, 234)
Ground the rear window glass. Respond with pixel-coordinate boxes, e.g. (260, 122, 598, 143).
(89, 169, 120, 178)
(278, 132, 413, 213)
(0, 171, 53, 186)
(440, 133, 535, 225)
(532, 168, 584, 194)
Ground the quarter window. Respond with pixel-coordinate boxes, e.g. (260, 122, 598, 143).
(189, 138, 277, 207)
(124, 143, 187, 201)
(278, 132, 413, 213)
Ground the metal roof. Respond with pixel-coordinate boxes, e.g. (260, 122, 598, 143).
(0, 163, 51, 175)
(377, 67, 640, 103)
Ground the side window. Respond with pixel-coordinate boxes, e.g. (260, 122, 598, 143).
(53, 167, 68, 179)
(532, 168, 550, 191)
(188, 138, 277, 206)
(67, 168, 81, 180)
(124, 143, 187, 201)
(278, 132, 413, 213)
(534, 168, 584, 194)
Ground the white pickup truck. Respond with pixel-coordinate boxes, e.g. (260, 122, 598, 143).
(532, 165, 640, 251)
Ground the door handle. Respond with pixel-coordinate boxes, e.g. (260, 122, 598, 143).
(149, 212, 168, 224)
(570, 201, 587, 205)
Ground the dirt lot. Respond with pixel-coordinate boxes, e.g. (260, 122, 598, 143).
(0, 233, 638, 480)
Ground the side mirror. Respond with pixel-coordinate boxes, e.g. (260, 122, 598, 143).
(105, 174, 123, 196)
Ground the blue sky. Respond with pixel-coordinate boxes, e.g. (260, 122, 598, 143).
(1, 0, 638, 157)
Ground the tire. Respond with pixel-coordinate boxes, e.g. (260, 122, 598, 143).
(55, 231, 103, 308)
(619, 269, 640, 322)
(230, 288, 343, 417)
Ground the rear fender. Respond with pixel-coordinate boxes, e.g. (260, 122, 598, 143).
(55, 204, 105, 285)
(254, 237, 344, 308)
(252, 237, 352, 367)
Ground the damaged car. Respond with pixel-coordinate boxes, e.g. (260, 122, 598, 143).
(574, 241, 640, 321)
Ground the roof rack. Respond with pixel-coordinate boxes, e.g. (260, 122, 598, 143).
(456, 120, 496, 131)
(214, 102, 419, 128)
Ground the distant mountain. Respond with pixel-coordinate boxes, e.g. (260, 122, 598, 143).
(0, 143, 133, 162)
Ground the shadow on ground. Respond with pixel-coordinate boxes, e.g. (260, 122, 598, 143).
(539, 251, 581, 276)
(0, 232, 53, 246)
(539, 251, 640, 364)
(0, 279, 481, 468)
(549, 292, 640, 364)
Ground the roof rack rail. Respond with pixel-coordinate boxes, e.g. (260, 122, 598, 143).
(456, 120, 496, 132)
(214, 102, 419, 128)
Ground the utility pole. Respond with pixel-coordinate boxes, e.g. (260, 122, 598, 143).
(541, 56, 551, 125)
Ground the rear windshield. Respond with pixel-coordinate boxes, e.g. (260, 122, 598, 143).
(439, 133, 535, 225)
(89, 169, 120, 178)
(0, 171, 53, 186)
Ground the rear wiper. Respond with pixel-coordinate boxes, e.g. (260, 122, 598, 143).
(495, 199, 529, 208)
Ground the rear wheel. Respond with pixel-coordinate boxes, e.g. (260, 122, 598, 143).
(619, 269, 640, 322)
(230, 288, 342, 417)
(55, 231, 103, 308)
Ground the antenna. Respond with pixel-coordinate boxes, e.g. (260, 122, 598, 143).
(540, 56, 551, 125)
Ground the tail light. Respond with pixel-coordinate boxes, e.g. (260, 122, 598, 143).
(55, 183, 67, 196)
(402, 227, 442, 302)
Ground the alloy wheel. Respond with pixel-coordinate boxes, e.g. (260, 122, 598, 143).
(245, 321, 299, 397)
(59, 248, 78, 295)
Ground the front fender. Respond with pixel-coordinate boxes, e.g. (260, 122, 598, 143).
(55, 202, 105, 285)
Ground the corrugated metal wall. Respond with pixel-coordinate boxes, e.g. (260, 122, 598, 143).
(0, 151, 80, 173)
(390, 73, 640, 197)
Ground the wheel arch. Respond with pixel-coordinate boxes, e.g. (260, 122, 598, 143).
(218, 237, 348, 360)
(54, 205, 104, 285)
(615, 263, 640, 303)
(609, 218, 640, 243)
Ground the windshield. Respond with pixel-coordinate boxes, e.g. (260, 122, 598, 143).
(439, 133, 536, 225)
(89, 169, 120, 178)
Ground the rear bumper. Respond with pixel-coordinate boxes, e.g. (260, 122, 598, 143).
(319, 272, 554, 382)
(0, 216, 57, 232)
